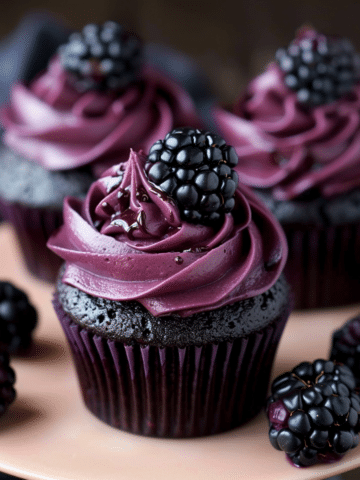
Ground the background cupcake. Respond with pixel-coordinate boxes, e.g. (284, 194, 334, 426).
(213, 27, 360, 309)
(48, 128, 291, 437)
(0, 21, 201, 282)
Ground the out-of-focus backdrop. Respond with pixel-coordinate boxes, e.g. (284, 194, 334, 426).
(2, 0, 360, 104)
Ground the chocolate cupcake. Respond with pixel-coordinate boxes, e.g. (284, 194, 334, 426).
(213, 27, 360, 309)
(0, 21, 201, 282)
(48, 128, 291, 437)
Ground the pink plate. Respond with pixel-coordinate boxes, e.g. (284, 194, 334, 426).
(0, 222, 359, 480)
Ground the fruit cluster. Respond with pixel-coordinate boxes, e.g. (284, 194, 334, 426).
(267, 359, 360, 467)
(0, 281, 38, 419)
(276, 28, 360, 107)
(331, 315, 360, 387)
(60, 21, 142, 92)
(0, 353, 16, 416)
(145, 127, 239, 225)
(0, 281, 37, 355)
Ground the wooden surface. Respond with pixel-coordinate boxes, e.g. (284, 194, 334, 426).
(0, 222, 360, 480)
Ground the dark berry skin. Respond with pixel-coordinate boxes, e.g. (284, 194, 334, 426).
(0, 282, 37, 355)
(276, 28, 360, 107)
(59, 21, 142, 92)
(0, 353, 16, 416)
(331, 315, 360, 387)
(267, 359, 360, 468)
(145, 127, 239, 226)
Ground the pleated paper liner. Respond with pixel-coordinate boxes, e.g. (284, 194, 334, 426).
(284, 222, 360, 309)
(0, 198, 63, 282)
(54, 295, 289, 438)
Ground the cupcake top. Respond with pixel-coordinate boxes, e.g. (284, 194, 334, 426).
(1, 22, 201, 176)
(48, 128, 287, 317)
(214, 27, 360, 200)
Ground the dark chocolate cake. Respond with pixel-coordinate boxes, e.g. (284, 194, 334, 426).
(0, 147, 93, 209)
(257, 189, 360, 227)
(57, 268, 290, 347)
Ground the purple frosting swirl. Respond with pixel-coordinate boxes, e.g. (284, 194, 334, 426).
(1, 57, 201, 175)
(213, 62, 360, 200)
(48, 150, 287, 317)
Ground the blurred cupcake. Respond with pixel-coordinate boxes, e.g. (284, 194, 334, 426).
(213, 27, 360, 309)
(0, 21, 201, 282)
(48, 128, 291, 437)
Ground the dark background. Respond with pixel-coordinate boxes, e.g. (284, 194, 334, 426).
(2, 0, 360, 104)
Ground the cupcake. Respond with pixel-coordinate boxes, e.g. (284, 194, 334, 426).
(0, 13, 68, 227)
(48, 127, 291, 437)
(0, 21, 201, 282)
(213, 27, 360, 309)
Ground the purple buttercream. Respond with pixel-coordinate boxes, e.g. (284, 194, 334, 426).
(214, 62, 360, 200)
(48, 150, 288, 317)
(1, 57, 201, 175)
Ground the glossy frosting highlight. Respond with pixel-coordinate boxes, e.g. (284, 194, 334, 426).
(214, 62, 360, 200)
(1, 57, 201, 175)
(48, 150, 287, 317)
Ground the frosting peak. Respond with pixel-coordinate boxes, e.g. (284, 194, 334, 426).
(88, 150, 181, 242)
(48, 150, 287, 317)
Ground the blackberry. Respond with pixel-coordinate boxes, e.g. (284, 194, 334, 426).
(331, 315, 360, 387)
(267, 359, 360, 467)
(0, 353, 16, 416)
(276, 27, 360, 107)
(59, 21, 142, 92)
(0, 281, 37, 355)
(145, 127, 239, 225)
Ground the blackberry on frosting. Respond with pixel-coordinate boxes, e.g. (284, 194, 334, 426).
(267, 359, 360, 467)
(276, 27, 360, 107)
(145, 127, 239, 225)
(59, 21, 142, 92)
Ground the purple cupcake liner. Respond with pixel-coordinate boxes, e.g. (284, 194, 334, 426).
(53, 295, 289, 438)
(0, 197, 63, 282)
(284, 223, 360, 309)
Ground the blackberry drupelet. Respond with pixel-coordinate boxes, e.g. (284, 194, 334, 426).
(0, 353, 16, 416)
(267, 359, 360, 467)
(276, 28, 360, 107)
(331, 315, 360, 387)
(0, 281, 37, 355)
(59, 21, 142, 92)
(145, 127, 239, 225)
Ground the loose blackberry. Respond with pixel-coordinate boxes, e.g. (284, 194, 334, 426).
(59, 21, 142, 92)
(145, 127, 239, 225)
(267, 359, 360, 467)
(276, 27, 360, 107)
(331, 315, 360, 387)
(0, 281, 37, 355)
(0, 353, 16, 416)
